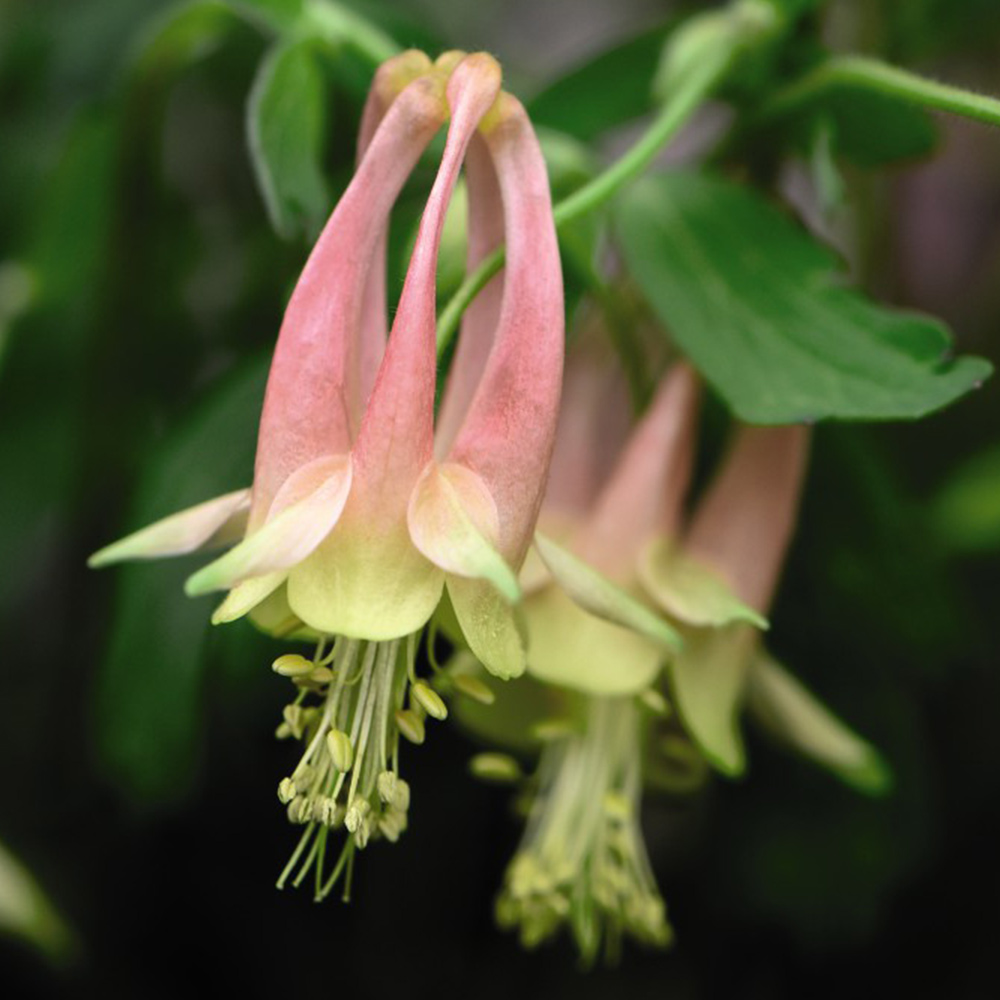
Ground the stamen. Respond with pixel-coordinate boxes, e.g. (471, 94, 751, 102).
(273, 631, 444, 900)
(412, 681, 448, 720)
(469, 752, 522, 783)
(451, 672, 495, 705)
(496, 696, 673, 964)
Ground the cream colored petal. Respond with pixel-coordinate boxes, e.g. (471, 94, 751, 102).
(667, 622, 754, 777)
(524, 586, 664, 696)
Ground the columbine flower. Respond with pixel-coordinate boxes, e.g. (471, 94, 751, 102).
(470, 342, 888, 960)
(641, 424, 890, 791)
(89, 50, 564, 897)
(490, 351, 702, 960)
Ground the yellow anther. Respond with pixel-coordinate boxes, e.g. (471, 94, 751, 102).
(531, 718, 576, 742)
(309, 665, 334, 684)
(392, 778, 411, 813)
(326, 729, 354, 773)
(468, 752, 522, 784)
(272, 654, 313, 678)
(277, 777, 297, 804)
(452, 673, 495, 705)
(287, 797, 310, 824)
(602, 791, 632, 823)
(377, 770, 397, 804)
(395, 709, 426, 745)
(639, 688, 671, 716)
(345, 798, 370, 834)
(293, 765, 315, 792)
(412, 681, 448, 720)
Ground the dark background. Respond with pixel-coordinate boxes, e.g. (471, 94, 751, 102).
(2, 1, 999, 996)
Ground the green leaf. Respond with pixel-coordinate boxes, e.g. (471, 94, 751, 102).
(617, 171, 991, 424)
(528, 21, 678, 140)
(778, 83, 938, 166)
(92, 357, 267, 803)
(247, 37, 329, 239)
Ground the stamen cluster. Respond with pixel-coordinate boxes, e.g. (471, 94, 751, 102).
(272, 637, 443, 899)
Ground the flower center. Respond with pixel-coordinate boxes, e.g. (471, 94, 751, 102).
(496, 695, 673, 964)
(273, 633, 444, 901)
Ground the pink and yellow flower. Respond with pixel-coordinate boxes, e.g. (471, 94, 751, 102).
(90, 50, 564, 896)
(481, 338, 887, 958)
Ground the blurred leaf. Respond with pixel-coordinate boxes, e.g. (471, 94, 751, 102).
(768, 0, 825, 14)
(0, 840, 76, 962)
(536, 127, 596, 196)
(932, 444, 1000, 552)
(27, 111, 118, 316)
(226, 0, 303, 34)
(617, 171, 992, 423)
(0, 261, 35, 373)
(93, 356, 268, 804)
(0, 111, 118, 610)
(528, 21, 677, 140)
(247, 37, 329, 239)
(128, 0, 241, 79)
(768, 82, 939, 166)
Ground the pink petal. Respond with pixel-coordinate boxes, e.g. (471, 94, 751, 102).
(542, 330, 633, 519)
(352, 53, 503, 520)
(577, 363, 700, 579)
(352, 51, 435, 432)
(684, 425, 810, 613)
(446, 93, 564, 569)
(249, 68, 447, 530)
(434, 134, 505, 456)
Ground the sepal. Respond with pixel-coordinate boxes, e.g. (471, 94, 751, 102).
(87, 488, 250, 567)
(746, 651, 893, 795)
(640, 536, 769, 629)
(185, 455, 351, 595)
(534, 533, 682, 652)
(667, 622, 752, 777)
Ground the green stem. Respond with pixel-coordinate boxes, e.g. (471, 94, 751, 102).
(759, 54, 1000, 130)
(434, 55, 728, 356)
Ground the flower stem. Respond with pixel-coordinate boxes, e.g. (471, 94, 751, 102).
(434, 33, 739, 357)
(758, 54, 1000, 130)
